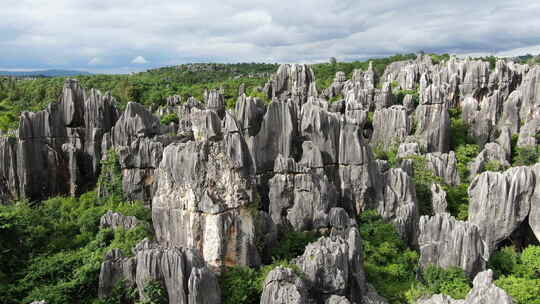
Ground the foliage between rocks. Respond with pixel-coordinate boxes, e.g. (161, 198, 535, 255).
(488, 246, 540, 304)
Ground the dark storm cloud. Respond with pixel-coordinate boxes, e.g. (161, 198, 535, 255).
(0, 0, 539, 73)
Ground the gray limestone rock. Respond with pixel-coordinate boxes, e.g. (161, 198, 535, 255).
(430, 183, 448, 214)
(191, 110, 222, 142)
(260, 266, 312, 304)
(468, 167, 535, 253)
(425, 152, 461, 186)
(205, 89, 226, 118)
(379, 168, 419, 245)
(235, 94, 267, 136)
(268, 148, 339, 231)
(300, 100, 341, 164)
(113, 102, 160, 146)
(414, 104, 450, 153)
(397, 142, 419, 159)
(371, 105, 411, 151)
(469, 142, 510, 177)
(100, 210, 141, 230)
(98, 249, 137, 299)
(294, 226, 367, 303)
(418, 213, 486, 277)
(134, 239, 220, 304)
(248, 101, 298, 173)
(152, 140, 269, 269)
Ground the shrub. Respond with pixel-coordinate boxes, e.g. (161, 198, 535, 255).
(159, 113, 179, 125)
(269, 231, 320, 261)
(0, 191, 151, 304)
(483, 160, 505, 172)
(329, 94, 343, 103)
(455, 144, 480, 182)
(488, 246, 520, 277)
(513, 146, 539, 166)
(406, 265, 471, 302)
(407, 155, 443, 215)
(495, 276, 540, 304)
(444, 183, 469, 221)
(97, 149, 124, 202)
(220, 267, 261, 304)
(489, 245, 540, 304)
(358, 210, 419, 304)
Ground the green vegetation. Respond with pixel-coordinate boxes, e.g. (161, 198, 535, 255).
(0, 192, 151, 304)
(489, 246, 540, 304)
(220, 260, 304, 304)
(512, 146, 539, 166)
(0, 63, 277, 131)
(483, 160, 506, 172)
(139, 280, 168, 304)
(395, 89, 419, 105)
(430, 54, 451, 65)
(406, 265, 471, 302)
(373, 145, 399, 168)
(0, 145, 151, 304)
(159, 112, 179, 125)
(407, 155, 443, 215)
(359, 210, 419, 304)
(269, 231, 320, 261)
(97, 150, 125, 202)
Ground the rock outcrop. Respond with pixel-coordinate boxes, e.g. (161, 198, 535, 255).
(99, 210, 141, 230)
(468, 167, 535, 253)
(260, 266, 311, 304)
(418, 213, 486, 276)
(152, 140, 270, 269)
(134, 240, 220, 304)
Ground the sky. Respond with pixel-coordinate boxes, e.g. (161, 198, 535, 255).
(1, 0, 539, 74)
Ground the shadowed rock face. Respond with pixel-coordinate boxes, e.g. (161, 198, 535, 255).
(1, 80, 119, 201)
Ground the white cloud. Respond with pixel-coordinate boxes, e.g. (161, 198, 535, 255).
(0, 0, 539, 72)
(88, 57, 102, 65)
(131, 56, 149, 64)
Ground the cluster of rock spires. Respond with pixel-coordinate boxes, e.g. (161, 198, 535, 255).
(4, 54, 540, 303)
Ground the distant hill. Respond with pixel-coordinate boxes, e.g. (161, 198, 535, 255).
(0, 69, 92, 77)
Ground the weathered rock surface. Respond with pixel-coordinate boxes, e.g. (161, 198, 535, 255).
(418, 213, 486, 276)
(371, 105, 411, 150)
(98, 249, 137, 299)
(152, 140, 271, 269)
(100, 210, 141, 230)
(112, 102, 159, 146)
(294, 225, 367, 303)
(248, 101, 299, 172)
(430, 183, 448, 214)
(468, 167, 535, 253)
(260, 266, 312, 304)
(425, 152, 460, 185)
(379, 168, 419, 244)
(414, 104, 450, 153)
(469, 142, 510, 177)
(268, 147, 338, 231)
(134, 239, 220, 304)
(5, 80, 119, 201)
